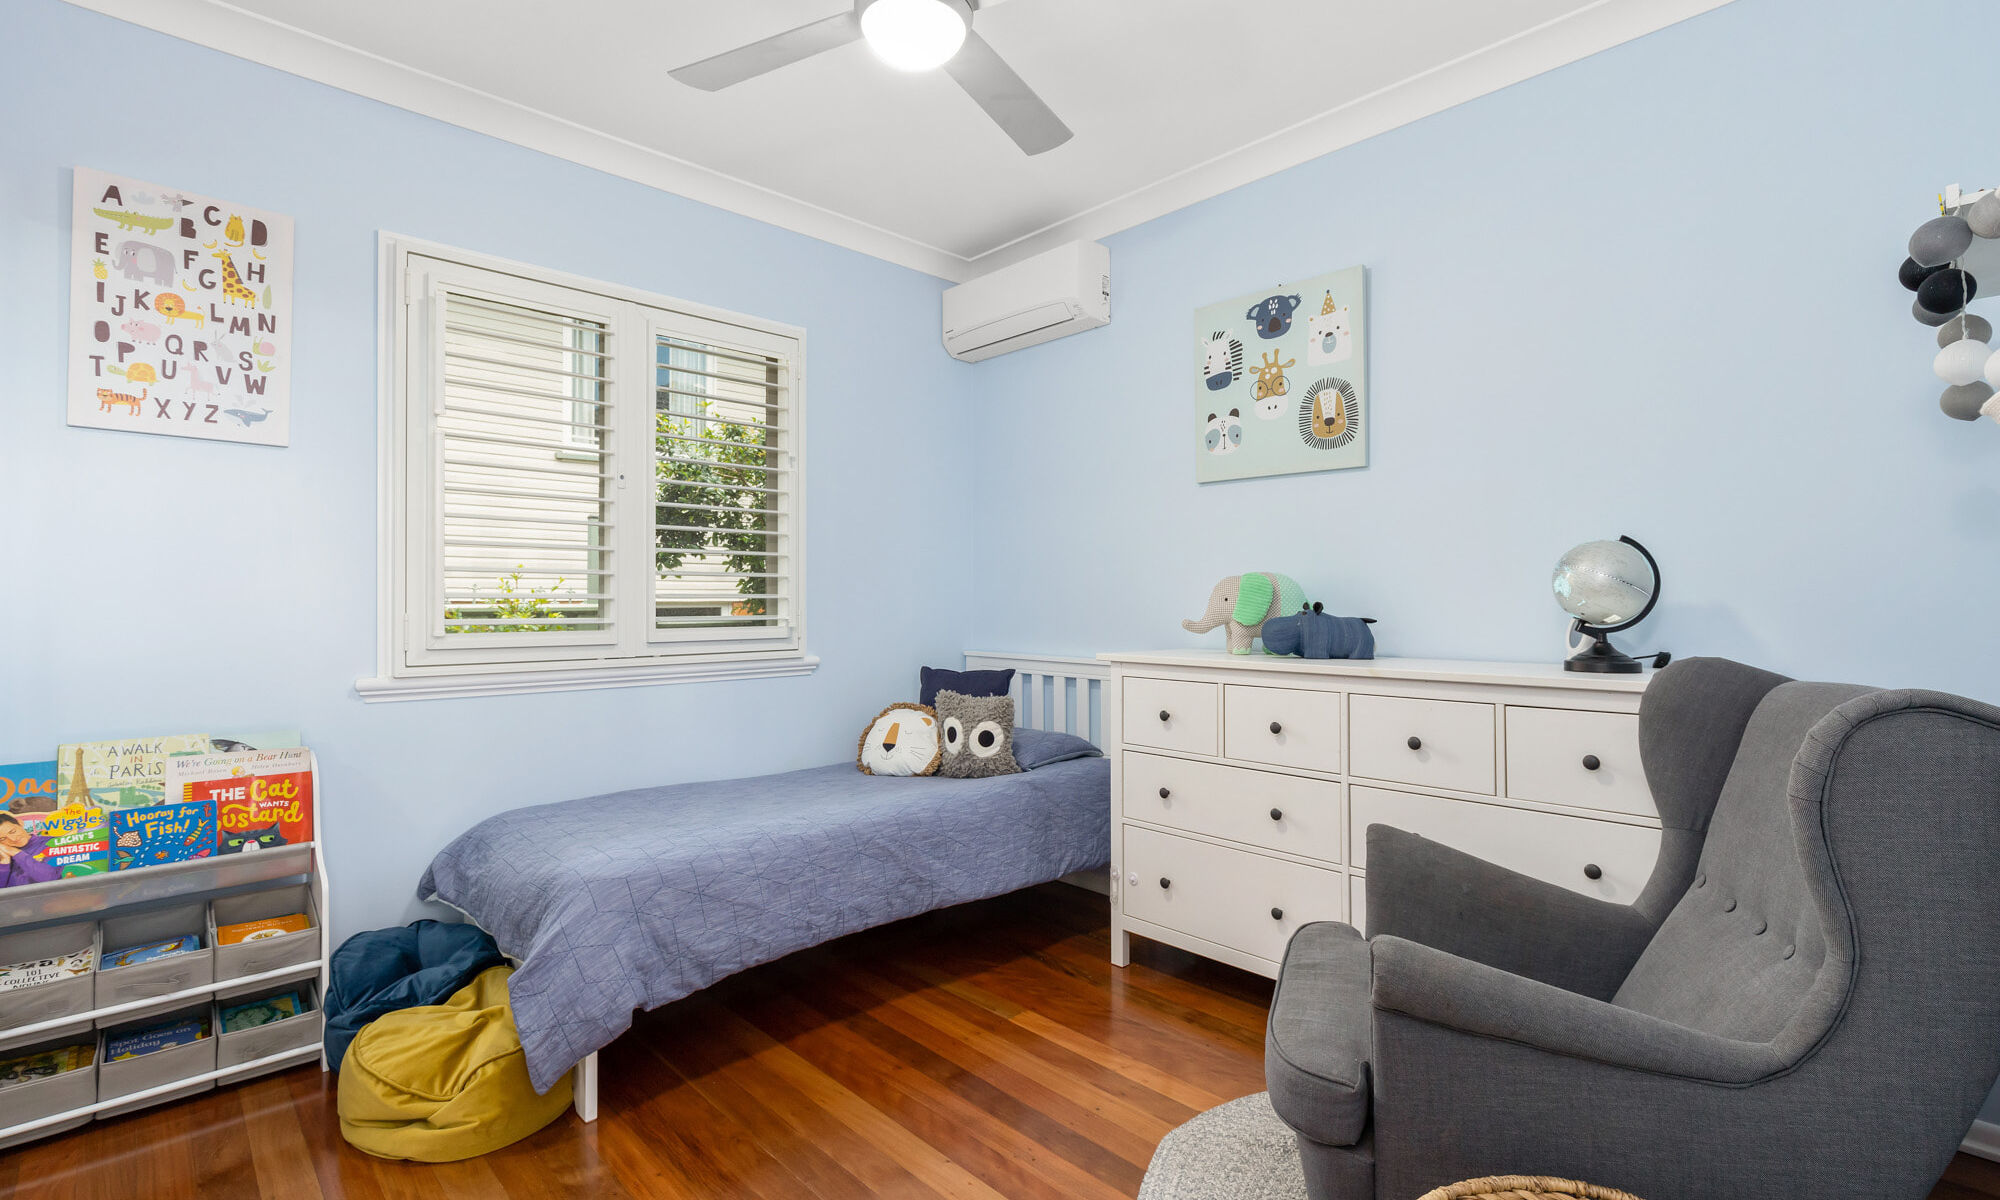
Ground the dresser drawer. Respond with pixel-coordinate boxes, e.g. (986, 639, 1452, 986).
(1123, 753, 1341, 863)
(1224, 685, 1341, 773)
(1348, 694, 1495, 794)
(1122, 826, 1345, 964)
(1123, 678, 1219, 756)
(1349, 785, 1659, 902)
(1505, 707, 1654, 818)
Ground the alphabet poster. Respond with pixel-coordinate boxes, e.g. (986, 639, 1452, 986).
(67, 167, 294, 446)
(1193, 265, 1366, 483)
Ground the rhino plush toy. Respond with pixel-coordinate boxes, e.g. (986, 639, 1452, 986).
(1182, 572, 1304, 654)
(1261, 602, 1377, 660)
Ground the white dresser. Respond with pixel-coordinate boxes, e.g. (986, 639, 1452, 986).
(1100, 651, 1658, 977)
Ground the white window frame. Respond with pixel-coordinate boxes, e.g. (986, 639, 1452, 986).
(358, 235, 815, 702)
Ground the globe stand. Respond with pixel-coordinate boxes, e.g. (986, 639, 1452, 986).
(1565, 624, 1644, 674)
(1559, 534, 1662, 675)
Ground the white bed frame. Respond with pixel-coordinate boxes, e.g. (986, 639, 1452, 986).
(560, 651, 1106, 1123)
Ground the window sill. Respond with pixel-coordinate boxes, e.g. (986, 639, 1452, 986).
(354, 653, 819, 703)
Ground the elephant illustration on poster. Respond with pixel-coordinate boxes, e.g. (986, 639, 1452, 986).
(114, 240, 174, 286)
(1181, 572, 1305, 654)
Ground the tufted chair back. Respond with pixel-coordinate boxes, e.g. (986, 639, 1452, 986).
(1614, 681, 1872, 1038)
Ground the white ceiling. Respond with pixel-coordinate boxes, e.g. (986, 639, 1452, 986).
(71, 0, 1731, 280)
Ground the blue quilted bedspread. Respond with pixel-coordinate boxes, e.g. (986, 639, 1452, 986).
(418, 756, 1110, 1092)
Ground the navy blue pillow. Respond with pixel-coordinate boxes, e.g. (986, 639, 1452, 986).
(919, 666, 1014, 709)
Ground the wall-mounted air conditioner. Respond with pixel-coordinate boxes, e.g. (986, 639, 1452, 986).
(942, 241, 1110, 362)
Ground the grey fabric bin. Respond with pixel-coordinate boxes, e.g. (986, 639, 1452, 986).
(96, 1001, 215, 1119)
(216, 980, 320, 1080)
(0, 920, 100, 1031)
(96, 902, 211, 1010)
(0, 1029, 99, 1150)
(209, 883, 317, 981)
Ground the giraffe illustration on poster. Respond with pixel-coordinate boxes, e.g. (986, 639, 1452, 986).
(65, 166, 295, 446)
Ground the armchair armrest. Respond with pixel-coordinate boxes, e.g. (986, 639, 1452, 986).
(1365, 825, 1656, 1000)
(1370, 935, 1784, 1084)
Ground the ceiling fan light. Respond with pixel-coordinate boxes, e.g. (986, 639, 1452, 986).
(860, 0, 970, 72)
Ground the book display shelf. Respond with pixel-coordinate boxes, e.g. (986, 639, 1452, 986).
(0, 755, 330, 1148)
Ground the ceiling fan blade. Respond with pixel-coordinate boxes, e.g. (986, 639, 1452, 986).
(669, 11, 863, 91)
(943, 30, 1072, 155)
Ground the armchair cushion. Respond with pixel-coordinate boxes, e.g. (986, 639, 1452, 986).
(1266, 922, 1372, 1147)
(1369, 935, 1785, 1085)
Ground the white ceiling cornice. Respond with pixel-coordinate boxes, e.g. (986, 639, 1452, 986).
(62, 0, 1732, 283)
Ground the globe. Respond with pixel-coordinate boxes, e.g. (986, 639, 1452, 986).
(1552, 539, 1655, 628)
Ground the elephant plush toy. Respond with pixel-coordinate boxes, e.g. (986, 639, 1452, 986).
(1261, 602, 1377, 660)
(1182, 572, 1305, 654)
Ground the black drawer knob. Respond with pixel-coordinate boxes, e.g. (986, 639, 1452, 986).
(1269, 807, 1283, 821)
(1582, 754, 1601, 771)
(1584, 863, 1603, 880)
(1159, 709, 1171, 722)
(1159, 876, 1172, 889)
(1271, 907, 1284, 920)
(1407, 735, 1422, 750)
(1158, 786, 1170, 799)
(1269, 720, 1283, 735)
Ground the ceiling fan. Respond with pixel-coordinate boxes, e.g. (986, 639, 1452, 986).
(668, 0, 1073, 156)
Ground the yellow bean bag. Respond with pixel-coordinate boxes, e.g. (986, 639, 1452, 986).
(337, 964, 572, 1161)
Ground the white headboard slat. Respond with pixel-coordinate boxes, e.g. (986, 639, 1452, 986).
(963, 652, 1109, 748)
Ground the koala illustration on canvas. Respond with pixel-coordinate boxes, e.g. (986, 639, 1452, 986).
(1307, 294, 1353, 365)
(1203, 409, 1244, 455)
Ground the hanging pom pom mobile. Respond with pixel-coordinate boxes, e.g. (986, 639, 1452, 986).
(1906, 185, 2000, 423)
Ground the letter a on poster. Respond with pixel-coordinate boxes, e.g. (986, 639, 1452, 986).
(66, 166, 295, 447)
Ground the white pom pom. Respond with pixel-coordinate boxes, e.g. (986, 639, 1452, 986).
(1935, 338, 1990, 386)
(1982, 392, 2000, 425)
(1987, 346, 2000, 390)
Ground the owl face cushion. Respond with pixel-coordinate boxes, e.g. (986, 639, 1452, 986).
(857, 702, 942, 776)
(934, 690, 1022, 779)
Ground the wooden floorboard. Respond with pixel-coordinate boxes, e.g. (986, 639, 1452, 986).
(0, 881, 1993, 1198)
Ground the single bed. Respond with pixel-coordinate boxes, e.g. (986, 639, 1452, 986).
(418, 654, 1109, 1106)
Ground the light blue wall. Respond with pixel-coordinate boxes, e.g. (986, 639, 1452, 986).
(0, 0, 975, 939)
(965, 0, 2000, 704)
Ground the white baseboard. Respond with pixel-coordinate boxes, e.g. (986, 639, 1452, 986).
(1058, 868, 1110, 896)
(1963, 1119, 2000, 1162)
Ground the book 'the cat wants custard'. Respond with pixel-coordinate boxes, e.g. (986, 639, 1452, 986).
(163, 748, 314, 854)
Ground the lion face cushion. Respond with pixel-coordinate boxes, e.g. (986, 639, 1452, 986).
(857, 702, 942, 776)
(934, 690, 1022, 779)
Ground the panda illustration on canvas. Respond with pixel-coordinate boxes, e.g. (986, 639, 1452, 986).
(1193, 265, 1366, 482)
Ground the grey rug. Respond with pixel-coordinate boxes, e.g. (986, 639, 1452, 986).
(1140, 1091, 1307, 1200)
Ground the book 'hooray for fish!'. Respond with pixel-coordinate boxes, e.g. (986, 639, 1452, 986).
(109, 801, 216, 871)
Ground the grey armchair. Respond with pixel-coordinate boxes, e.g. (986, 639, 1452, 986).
(1265, 658, 2000, 1200)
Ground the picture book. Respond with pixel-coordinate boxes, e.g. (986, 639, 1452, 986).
(215, 913, 310, 946)
(103, 934, 200, 970)
(164, 747, 314, 854)
(109, 800, 215, 871)
(220, 990, 306, 1033)
(0, 761, 107, 884)
(106, 1014, 209, 1061)
(0, 946, 96, 993)
(209, 730, 302, 753)
(0, 1042, 95, 1089)
(56, 735, 212, 811)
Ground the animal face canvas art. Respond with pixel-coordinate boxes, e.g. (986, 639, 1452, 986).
(1193, 266, 1367, 482)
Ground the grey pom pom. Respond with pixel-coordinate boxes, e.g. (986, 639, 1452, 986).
(1915, 298, 1954, 327)
(1939, 313, 1994, 346)
(1942, 381, 1995, 421)
(1968, 194, 2000, 240)
(1911, 215, 1975, 267)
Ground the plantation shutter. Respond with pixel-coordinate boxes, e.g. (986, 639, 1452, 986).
(398, 251, 803, 674)
(651, 329, 796, 644)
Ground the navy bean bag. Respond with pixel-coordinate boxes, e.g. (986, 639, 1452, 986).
(323, 919, 507, 1071)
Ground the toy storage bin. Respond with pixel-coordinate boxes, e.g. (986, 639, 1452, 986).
(209, 882, 318, 982)
(0, 920, 99, 1030)
(215, 979, 321, 1080)
(96, 1001, 216, 1119)
(95, 902, 212, 1009)
(0, 1023, 98, 1150)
